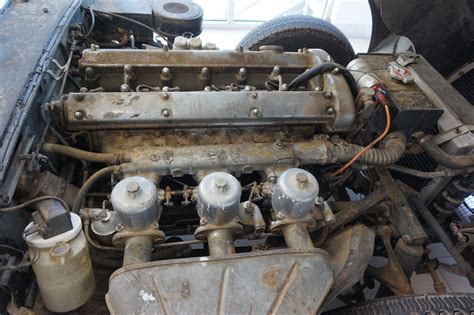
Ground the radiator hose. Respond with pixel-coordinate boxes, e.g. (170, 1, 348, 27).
(330, 132, 406, 166)
(420, 135, 474, 169)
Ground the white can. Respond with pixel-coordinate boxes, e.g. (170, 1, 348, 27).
(24, 213, 95, 312)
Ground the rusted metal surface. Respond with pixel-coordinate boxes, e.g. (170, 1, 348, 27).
(376, 167, 427, 245)
(367, 226, 414, 295)
(80, 48, 319, 69)
(64, 48, 356, 133)
(327, 189, 386, 233)
(322, 224, 375, 304)
(79, 48, 335, 93)
(17, 171, 79, 208)
(62, 89, 354, 131)
(450, 221, 474, 253)
(106, 248, 334, 314)
(3, 1, 474, 313)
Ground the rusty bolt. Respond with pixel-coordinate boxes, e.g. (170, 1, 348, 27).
(251, 92, 258, 100)
(296, 172, 309, 189)
(214, 178, 227, 191)
(325, 107, 335, 115)
(124, 64, 133, 74)
(315, 196, 324, 205)
(237, 68, 248, 81)
(73, 110, 84, 120)
(161, 109, 171, 117)
(74, 93, 85, 102)
(162, 92, 169, 100)
(274, 139, 285, 150)
(161, 67, 171, 80)
(199, 67, 210, 80)
(402, 234, 413, 243)
(120, 84, 130, 92)
(126, 181, 140, 194)
(84, 67, 95, 79)
(249, 108, 260, 117)
(244, 201, 253, 214)
(323, 91, 333, 98)
(271, 65, 281, 77)
(276, 212, 285, 220)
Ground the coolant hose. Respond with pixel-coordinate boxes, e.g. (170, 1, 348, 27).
(420, 135, 474, 169)
(331, 132, 406, 166)
(41, 143, 128, 163)
(72, 165, 118, 213)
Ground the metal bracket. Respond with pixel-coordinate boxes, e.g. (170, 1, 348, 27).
(431, 124, 474, 145)
(375, 167, 428, 244)
(396, 53, 419, 67)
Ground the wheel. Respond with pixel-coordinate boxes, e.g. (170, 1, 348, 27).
(237, 15, 355, 65)
(325, 293, 474, 315)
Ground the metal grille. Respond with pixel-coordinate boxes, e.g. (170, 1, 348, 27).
(452, 69, 474, 105)
(455, 195, 474, 223)
(390, 152, 438, 191)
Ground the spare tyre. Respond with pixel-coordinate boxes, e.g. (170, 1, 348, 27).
(237, 15, 355, 66)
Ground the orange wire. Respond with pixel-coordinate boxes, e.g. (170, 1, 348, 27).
(331, 104, 391, 176)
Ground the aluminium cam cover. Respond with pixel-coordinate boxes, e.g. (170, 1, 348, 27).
(62, 49, 356, 132)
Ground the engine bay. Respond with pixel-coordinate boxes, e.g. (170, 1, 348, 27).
(0, 1, 473, 313)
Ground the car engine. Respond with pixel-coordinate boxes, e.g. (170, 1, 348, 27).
(0, 1, 473, 313)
